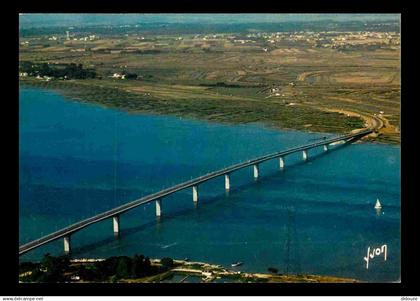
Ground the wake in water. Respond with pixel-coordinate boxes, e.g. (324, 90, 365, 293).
(161, 242, 178, 249)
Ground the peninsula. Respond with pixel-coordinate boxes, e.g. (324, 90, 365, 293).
(19, 20, 400, 144)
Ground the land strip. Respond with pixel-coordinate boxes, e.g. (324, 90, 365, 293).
(19, 256, 360, 283)
(19, 29, 400, 144)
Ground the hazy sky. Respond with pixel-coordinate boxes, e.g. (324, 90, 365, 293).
(19, 13, 400, 28)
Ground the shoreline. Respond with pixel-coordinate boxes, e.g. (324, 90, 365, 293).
(20, 256, 360, 283)
(19, 79, 399, 145)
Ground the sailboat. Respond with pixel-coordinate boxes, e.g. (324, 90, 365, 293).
(374, 198, 382, 210)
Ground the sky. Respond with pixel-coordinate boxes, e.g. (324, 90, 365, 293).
(19, 14, 400, 28)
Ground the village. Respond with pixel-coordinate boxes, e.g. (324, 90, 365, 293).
(19, 29, 400, 54)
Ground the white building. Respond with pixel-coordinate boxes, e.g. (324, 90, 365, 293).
(112, 73, 126, 79)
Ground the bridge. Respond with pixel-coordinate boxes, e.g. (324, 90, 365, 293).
(19, 128, 373, 256)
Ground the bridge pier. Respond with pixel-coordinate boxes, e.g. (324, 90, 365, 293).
(253, 164, 259, 179)
(193, 185, 199, 203)
(225, 174, 230, 191)
(19, 130, 375, 257)
(279, 157, 285, 169)
(113, 215, 120, 235)
(64, 236, 71, 254)
(302, 150, 308, 161)
(156, 199, 162, 217)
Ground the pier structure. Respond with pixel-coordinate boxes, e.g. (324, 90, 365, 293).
(193, 185, 199, 203)
(279, 157, 285, 169)
(225, 174, 230, 191)
(156, 199, 162, 217)
(302, 150, 308, 161)
(19, 129, 372, 256)
(253, 164, 259, 179)
(112, 215, 120, 235)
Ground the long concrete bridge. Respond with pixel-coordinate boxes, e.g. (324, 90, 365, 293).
(19, 128, 373, 256)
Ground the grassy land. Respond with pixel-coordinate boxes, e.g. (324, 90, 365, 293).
(19, 31, 400, 143)
(20, 77, 364, 135)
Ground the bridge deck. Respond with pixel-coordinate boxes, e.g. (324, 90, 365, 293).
(19, 129, 372, 255)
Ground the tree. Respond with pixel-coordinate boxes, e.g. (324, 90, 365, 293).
(39, 63, 52, 76)
(144, 257, 151, 273)
(96, 256, 119, 279)
(268, 267, 279, 274)
(19, 61, 34, 74)
(123, 72, 138, 80)
(115, 256, 132, 279)
(19, 60, 96, 79)
(38, 253, 70, 282)
(131, 254, 145, 277)
(160, 257, 174, 269)
(131, 254, 152, 277)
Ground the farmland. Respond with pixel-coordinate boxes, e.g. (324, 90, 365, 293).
(19, 28, 400, 143)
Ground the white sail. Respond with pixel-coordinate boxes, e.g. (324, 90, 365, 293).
(375, 198, 382, 209)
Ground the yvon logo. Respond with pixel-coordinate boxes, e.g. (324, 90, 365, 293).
(364, 244, 387, 269)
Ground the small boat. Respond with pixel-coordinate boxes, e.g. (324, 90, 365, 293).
(231, 261, 243, 267)
(184, 257, 189, 262)
(375, 198, 382, 210)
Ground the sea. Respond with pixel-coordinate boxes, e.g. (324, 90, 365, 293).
(19, 88, 401, 282)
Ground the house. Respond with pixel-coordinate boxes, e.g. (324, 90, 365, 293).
(112, 73, 126, 79)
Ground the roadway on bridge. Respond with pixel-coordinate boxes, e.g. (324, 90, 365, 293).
(19, 128, 372, 256)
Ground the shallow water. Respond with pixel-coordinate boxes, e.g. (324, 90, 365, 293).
(19, 88, 400, 282)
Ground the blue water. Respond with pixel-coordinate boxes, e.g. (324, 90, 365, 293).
(19, 88, 400, 282)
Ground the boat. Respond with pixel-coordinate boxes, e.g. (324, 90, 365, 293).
(231, 261, 243, 267)
(375, 198, 382, 209)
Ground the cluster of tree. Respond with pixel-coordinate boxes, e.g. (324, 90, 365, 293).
(19, 253, 175, 282)
(132, 49, 161, 55)
(335, 44, 384, 52)
(19, 253, 70, 282)
(82, 254, 153, 281)
(121, 71, 138, 80)
(160, 257, 174, 268)
(199, 82, 262, 88)
(19, 61, 96, 79)
(199, 82, 242, 88)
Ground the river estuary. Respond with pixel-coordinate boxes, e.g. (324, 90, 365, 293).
(19, 88, 400, 282)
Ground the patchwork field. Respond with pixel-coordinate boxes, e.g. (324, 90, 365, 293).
(19, 31, 400, 143)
